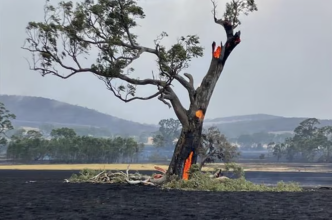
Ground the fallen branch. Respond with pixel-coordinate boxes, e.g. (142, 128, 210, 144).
(125, 164, 155, 185)
(90, 170, 106, 180)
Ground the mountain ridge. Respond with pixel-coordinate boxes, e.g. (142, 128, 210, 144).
(1, 94, 331, 137)
(204, 114, 283, 124)
(0, 94, 157, 136)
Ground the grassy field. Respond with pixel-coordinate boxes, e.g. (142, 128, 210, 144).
(1, 163, 332, 172)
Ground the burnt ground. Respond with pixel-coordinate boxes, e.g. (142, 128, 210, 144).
(0, 170, 332, 220)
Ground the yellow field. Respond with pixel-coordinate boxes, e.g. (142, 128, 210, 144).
(0, 164, 169, 171)
(0, 163, 331, 172)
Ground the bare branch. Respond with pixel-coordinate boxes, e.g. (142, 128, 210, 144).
(125, 164, 155, 185)
(90, 171, 106, 180)
(105, 82, 162, 103)
(173, 73, 194, 91)
(172, 72, 195, 104)
(211, 0, 234, 39)
(183, 73, 194, 88)
(23, 45, 169, 89)
(158, 95, 172, 109)
(212, 0, 257, 32)
(160, 86, 189, 128)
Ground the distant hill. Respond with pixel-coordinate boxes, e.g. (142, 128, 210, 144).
(206, 114, 332, 137)
(0, 95, 157, 136)
(205, 114, 283, 124)
(1, 95, 331, 138)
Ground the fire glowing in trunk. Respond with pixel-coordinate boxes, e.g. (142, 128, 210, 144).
(182, 110, 205, 180)
(195, 110, 204, 121)
(213, 46, 221, 58)
(182, 151, 193, 180)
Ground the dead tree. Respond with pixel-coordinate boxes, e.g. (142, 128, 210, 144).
(22, 0, 257, 179)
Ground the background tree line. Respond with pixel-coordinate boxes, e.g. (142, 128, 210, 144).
(5, 99, 332, 164)
(269, 118, 332, 163)
(234, 132, 293, 151)
(6, 127, 144, 164)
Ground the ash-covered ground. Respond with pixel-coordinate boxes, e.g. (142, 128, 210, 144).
(0, 170, 331, 220)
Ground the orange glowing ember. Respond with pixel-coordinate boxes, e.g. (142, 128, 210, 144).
(213, 46, 221, 58)
(195, 110, 204, 121)
(182, 151, 193, 180)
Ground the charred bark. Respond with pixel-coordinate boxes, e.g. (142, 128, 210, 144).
(166, 119, 203, 178)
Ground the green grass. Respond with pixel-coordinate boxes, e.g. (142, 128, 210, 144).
(164, 171, 302, 192)
(69, 169, 103, 183)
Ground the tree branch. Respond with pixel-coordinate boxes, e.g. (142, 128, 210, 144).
(159, 86, 189, 128)
(158, 95, 171, 109)
(23, 46, 168, 87)
(183, 73, 194, 88)
(211, 0, 234, 39)
(104, 80, 163, 103)
(117, 0, 158, 52)
(173, 73, 195, 103)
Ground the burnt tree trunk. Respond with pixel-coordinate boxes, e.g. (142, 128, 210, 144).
(166, 59, 224, 178)
(167, 119, 203, 177)
(167, 22, 241, 178)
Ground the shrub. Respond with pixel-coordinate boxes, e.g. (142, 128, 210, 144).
(69, 168, 103, 182)
(164, 165, 302, 192)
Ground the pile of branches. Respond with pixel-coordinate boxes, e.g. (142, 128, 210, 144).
(66, 164, 234, 186)
(68, 165, 168, 186)
(90, 170, 154, 185)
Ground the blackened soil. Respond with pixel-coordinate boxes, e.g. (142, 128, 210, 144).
(0, 170, 332, 220)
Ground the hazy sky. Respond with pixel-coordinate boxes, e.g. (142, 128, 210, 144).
(0, 0, 331, 124)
